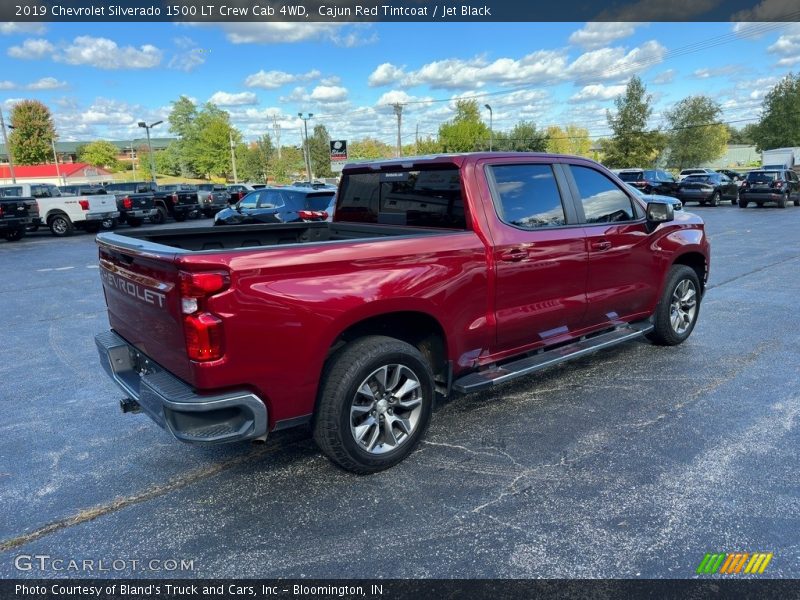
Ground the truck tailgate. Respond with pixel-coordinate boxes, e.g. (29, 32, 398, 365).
(98, 243, 193, 383)
(89, 194, 118, 213)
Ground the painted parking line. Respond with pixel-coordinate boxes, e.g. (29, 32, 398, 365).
(36, 268, 54, 272)
(54, 266, 75, 271)
(86, 265, 99, 269)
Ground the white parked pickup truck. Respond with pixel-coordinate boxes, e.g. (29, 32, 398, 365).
(0, 183, 119, 237)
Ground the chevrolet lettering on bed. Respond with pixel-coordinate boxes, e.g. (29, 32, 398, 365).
(95, 153, 710, 474)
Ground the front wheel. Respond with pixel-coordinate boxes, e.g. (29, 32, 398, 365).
(647, 265, 701, 346)
(313, 336, 434, 474)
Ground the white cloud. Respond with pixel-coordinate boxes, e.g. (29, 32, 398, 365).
(0, 23, 47, 35)
(732, 0, 799, 21)
(202, 22, 376, 46)
(168, 36, 205, 72)
(692, 65, 740, 79)
(319, 76, 341, 86)
(208, 91, 259, 106)
(652, 69, 676, 84)
(566, 40, 666, 81)
(279, 87, 309, 104)
(368, 63, 407, 87)
(0, 81, 16, 90)
(56, 36, 162, 69)
(767, 23, 800, 66)
(376, 90, 429, 106)
(244, 69, 320, 89)
(570, 84, 627, 102)
(568, 23, 642, 50)
(27, 77, 68, 90)
(310, 85, 348, 103)
(7, 38, 55, 59)
(599, 0, 720, 20)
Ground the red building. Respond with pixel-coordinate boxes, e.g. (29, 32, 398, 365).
(0, 163, 112, 186)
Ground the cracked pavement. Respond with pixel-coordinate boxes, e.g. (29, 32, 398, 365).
(1, 206, 798, 578)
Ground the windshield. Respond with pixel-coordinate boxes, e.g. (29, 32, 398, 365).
(684, 175, 712, 183)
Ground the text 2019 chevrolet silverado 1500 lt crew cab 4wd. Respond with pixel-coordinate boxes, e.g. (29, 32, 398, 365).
(95, 153, 710, 473)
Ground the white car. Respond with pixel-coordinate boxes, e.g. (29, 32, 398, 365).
(0, 183, 119, 237)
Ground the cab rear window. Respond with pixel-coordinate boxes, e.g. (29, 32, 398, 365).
(338, 168, 466, 229)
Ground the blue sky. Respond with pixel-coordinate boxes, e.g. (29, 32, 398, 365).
(1, 20, 799, 146)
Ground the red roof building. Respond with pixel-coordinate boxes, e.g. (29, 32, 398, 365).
(0, 162, 112, 185)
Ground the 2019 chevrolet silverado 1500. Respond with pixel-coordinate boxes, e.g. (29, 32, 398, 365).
(95, 153, 710, 473)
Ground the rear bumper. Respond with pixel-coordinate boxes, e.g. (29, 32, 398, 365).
(86, 211, 120, 221)
(0, 217, 31, 229)
(95, 330, 268, 444)
(740, 192, 785, 202)
(124, 208, 158, 219)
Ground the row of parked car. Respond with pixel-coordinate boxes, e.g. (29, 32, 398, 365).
(0, 180, 338, 242)
(613, 167, 800, 208)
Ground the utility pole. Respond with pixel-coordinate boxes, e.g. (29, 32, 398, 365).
(273, 116, 282, 160)
(137, 120, 162, 185)
(0, 106, 17, 184)
(298, 112, 314, 182)
(415, 123, 419, 155)
(229, 129, 238, 184)
(393, 103, 403, 158)
(51, 139, 62, 185)
(484, 104, 493, 151)
(130, 142, 137, 180)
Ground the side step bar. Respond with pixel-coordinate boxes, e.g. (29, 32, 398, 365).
(452, 322, 653, 394)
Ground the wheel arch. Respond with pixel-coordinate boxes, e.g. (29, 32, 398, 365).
(672, 251, 707, 293)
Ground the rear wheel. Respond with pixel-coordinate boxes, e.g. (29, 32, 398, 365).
(3, 228, 25, 241)
(126, 217, 142, 227)
(150, 206, 167, 225)
(101, 217, 117, 230)
(647, 265, 701, 346)
(710, 191, 721, 207)
(738, 198, 748, 208)
(48, 214, 74, 237)
(777, 194, 787, 209)
(313, 336, 434, 474)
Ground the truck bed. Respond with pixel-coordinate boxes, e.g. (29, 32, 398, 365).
(98, 222, 448, 253)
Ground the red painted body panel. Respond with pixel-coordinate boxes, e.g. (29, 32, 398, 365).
(98, 153, 710, 430)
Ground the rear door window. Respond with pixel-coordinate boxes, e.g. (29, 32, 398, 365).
(486, 164, 567, 229)
(257, 190, 285, 209)
(570, 165, 636, 224)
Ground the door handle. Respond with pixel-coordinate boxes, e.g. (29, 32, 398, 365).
(499, 248, 528, 262)
(590, 240, 612, 251)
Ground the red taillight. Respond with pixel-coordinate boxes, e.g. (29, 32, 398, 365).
(122, 196, 133, 210)
(319, 211, 329, 220)
(741, 181, 749, 189)
(773, 181, 785, 188)
(171, 193, 179, 204)
(299, 210, 327, 220)
(179, 270, 229, 362)
(0, 205, 3, 217)
(79, 199, 89, 211)
(184, 313, 224, 361)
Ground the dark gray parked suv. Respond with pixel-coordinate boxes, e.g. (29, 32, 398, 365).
(739, 170, 800, 208)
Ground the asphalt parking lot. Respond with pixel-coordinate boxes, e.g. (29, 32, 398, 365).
(1, 204, 799, 579)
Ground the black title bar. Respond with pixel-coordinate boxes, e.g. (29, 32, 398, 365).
(5, 0, 800, 22)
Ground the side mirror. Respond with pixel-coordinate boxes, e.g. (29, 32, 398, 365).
(646, 201, 674, 228)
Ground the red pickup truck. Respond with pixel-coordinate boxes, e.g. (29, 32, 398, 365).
(95, 153, 710, 473)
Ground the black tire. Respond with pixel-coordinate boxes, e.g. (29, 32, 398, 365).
(738, 198, 748, 208)
(777, 194, 787, 209)
(101, 217, 118, 230)
(174, 213, 186, 222)
(757, 202, 764, 208)
(48, 214, 74, 237)
(313, 335, 434, 474)
(794, 197, 800, 207)
(710, 191, 721, 207)
(150, 206, 167, 224)
(732, 192, 738, 206)
(3, 228, 25, 241)
(647, 265, 701, 346)
(126, 217, 142, 227)
(26, 223, 39, 232)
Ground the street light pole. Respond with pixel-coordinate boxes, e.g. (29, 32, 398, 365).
(229, 130, 239, 184)
(484, 104, 493, 152)
(298, 112, 314, 182)
(0, 106, 17, 184)
(51, 139, 62, 185)
(137, 120, 162, 185)
(393, 103, 403, 158)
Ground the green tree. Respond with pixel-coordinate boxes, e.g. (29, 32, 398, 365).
(78, 140, 120, 171)
(8, 100, 56, 165)
(438, 99, 490, 152)
(601, 76, 664, 168)
(168, 96, 198, 139)
(664, 95, 729, 170)
(753, 73, 800, 151)
(154, 141, 182, 176)
(308, 124, 333, 178)
(188, 103, 240, 179)
(546, 124, 592, 156)
(351, 138, 393, 160)
(506, 120, 548, 152)
(727, 123, 759, 145)
(237, 134, 274, 183)
(269, 146, 305, 184)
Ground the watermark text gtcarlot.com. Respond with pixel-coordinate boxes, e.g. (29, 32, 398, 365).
(14, 554, 195, 573)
